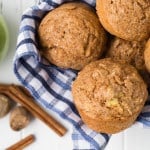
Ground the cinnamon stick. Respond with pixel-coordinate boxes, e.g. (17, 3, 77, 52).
(0, 84, 67, 136)
(6, 134, 35, 150)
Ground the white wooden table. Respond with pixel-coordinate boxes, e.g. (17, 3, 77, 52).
(0, 0, 150, 150)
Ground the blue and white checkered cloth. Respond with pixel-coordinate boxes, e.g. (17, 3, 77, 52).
(13, 0, 150, 149)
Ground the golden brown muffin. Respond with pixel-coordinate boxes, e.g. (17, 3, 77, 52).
(144, 39, 150, 72)
(105, 37, 150, 89)
(38, 2, 107, 70)
(106, 37, 146, 70)
(72, 59, 148, 134)
(96, 0, 150, 41)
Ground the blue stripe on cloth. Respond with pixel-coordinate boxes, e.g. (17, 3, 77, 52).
(20, 25, 36, 33)
(40, 64, 72, 90)
(14, 60, 104, 150)
(140, 112, 150, 118)
(101, 133, 109, 143)
(17, 38, 37, 49)
(20, 58, 79, 115)
(41, 0, 60, 7)
(41, 63, 78, 80)
(22, 14, 42, 22)
(38, 61, 78, 81)
(47, 69, 71, 90)
(54, 66, 78, 78)
(81, 0, 96, 6)
(137, 116, 150, 126)
(99, 133, 110, 149)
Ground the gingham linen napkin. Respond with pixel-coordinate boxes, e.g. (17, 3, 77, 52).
(13, 0, 150, 149)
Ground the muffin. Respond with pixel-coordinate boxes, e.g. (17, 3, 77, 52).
(72, 59, 148, 134)
(106, 37, 146, 70)
(96, 0, 150, 41)
(105, 37, 150, 90)
(144, 39, 150, 72)
(38, 2, 107, 70)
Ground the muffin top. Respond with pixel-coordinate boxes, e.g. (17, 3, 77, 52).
(72, 59, 148, 121)
(38, 2, 107, 70)
(106, 37, 146, 70)
(96, 0, 150, 41)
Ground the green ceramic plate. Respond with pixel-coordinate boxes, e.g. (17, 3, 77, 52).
(0, 14, 9, 61)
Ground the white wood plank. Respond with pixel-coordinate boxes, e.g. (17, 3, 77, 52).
(105, 132, 124, 150)
(21, 117, 73, 150)
(0, 0, 22, 148)
(0, 114, 21, 149)
(35, 0, 40, 4)
(124, 126, 150, 150)
(22, 0, 36, 11)
(104, 125, 150, 150)
(0, 0, 22, 83)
